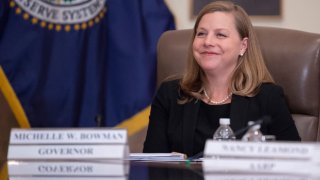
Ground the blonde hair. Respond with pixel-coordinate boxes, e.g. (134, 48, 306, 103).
(179, 1, 274, 103)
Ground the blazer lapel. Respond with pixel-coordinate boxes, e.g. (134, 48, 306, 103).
(230, 94, 249, 138)
(182, 99, 200, 156)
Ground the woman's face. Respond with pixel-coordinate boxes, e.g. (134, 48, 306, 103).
(193, 12, 247, 75)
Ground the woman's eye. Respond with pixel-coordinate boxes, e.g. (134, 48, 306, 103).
(217, 33, 227, 38)
(196, 32, 206, 37)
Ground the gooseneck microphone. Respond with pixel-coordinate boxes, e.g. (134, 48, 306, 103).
(234, 116, 271, 136)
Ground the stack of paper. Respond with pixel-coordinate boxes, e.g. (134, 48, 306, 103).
(128, 153, 186, 161)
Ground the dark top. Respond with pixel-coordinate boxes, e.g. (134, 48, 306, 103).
(143, 80, 301, 157)
(193, 102, 230, 155)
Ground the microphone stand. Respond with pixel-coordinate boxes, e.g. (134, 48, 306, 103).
(95, 114, 103, 127)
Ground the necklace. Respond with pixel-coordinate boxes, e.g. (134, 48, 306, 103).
(203, 89, 232, 105)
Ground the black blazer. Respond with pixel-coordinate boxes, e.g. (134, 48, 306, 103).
(143, 80, 301, 157)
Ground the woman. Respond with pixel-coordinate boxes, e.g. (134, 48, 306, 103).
(143, 1, 300, 157)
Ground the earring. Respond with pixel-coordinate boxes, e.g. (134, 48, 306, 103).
(240, 53, 243, 57)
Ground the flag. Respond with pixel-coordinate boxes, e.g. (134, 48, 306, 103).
(104, 0, 175, 126)
(0, 0, 175, 127)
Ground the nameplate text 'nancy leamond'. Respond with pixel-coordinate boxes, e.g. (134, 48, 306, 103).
(204, 140, 320, 160)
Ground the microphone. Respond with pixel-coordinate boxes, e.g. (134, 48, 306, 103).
(187, 151, 203, 161)
(234, 116, 271, 137)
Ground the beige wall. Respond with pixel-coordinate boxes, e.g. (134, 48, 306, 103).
(165, 0, 320, 34)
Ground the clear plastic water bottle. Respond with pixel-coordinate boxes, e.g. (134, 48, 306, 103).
(242, 121, 264, 142)
(213, 118, 236, 141)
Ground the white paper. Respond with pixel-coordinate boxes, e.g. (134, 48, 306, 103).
(10, 128, 127, 144)
(8, 144, 128, 160)
(128, 153, 186, 161)
(9, 177, 127, 180)
(203, 158, 320, 176)
(204, 140, 319, 160)
(204, 174, 313, 180)
(8, 160, 129, 176)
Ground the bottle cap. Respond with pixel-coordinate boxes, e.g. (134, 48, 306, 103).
(219, 118, 230, 125)
(251, 124, 261, 130)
